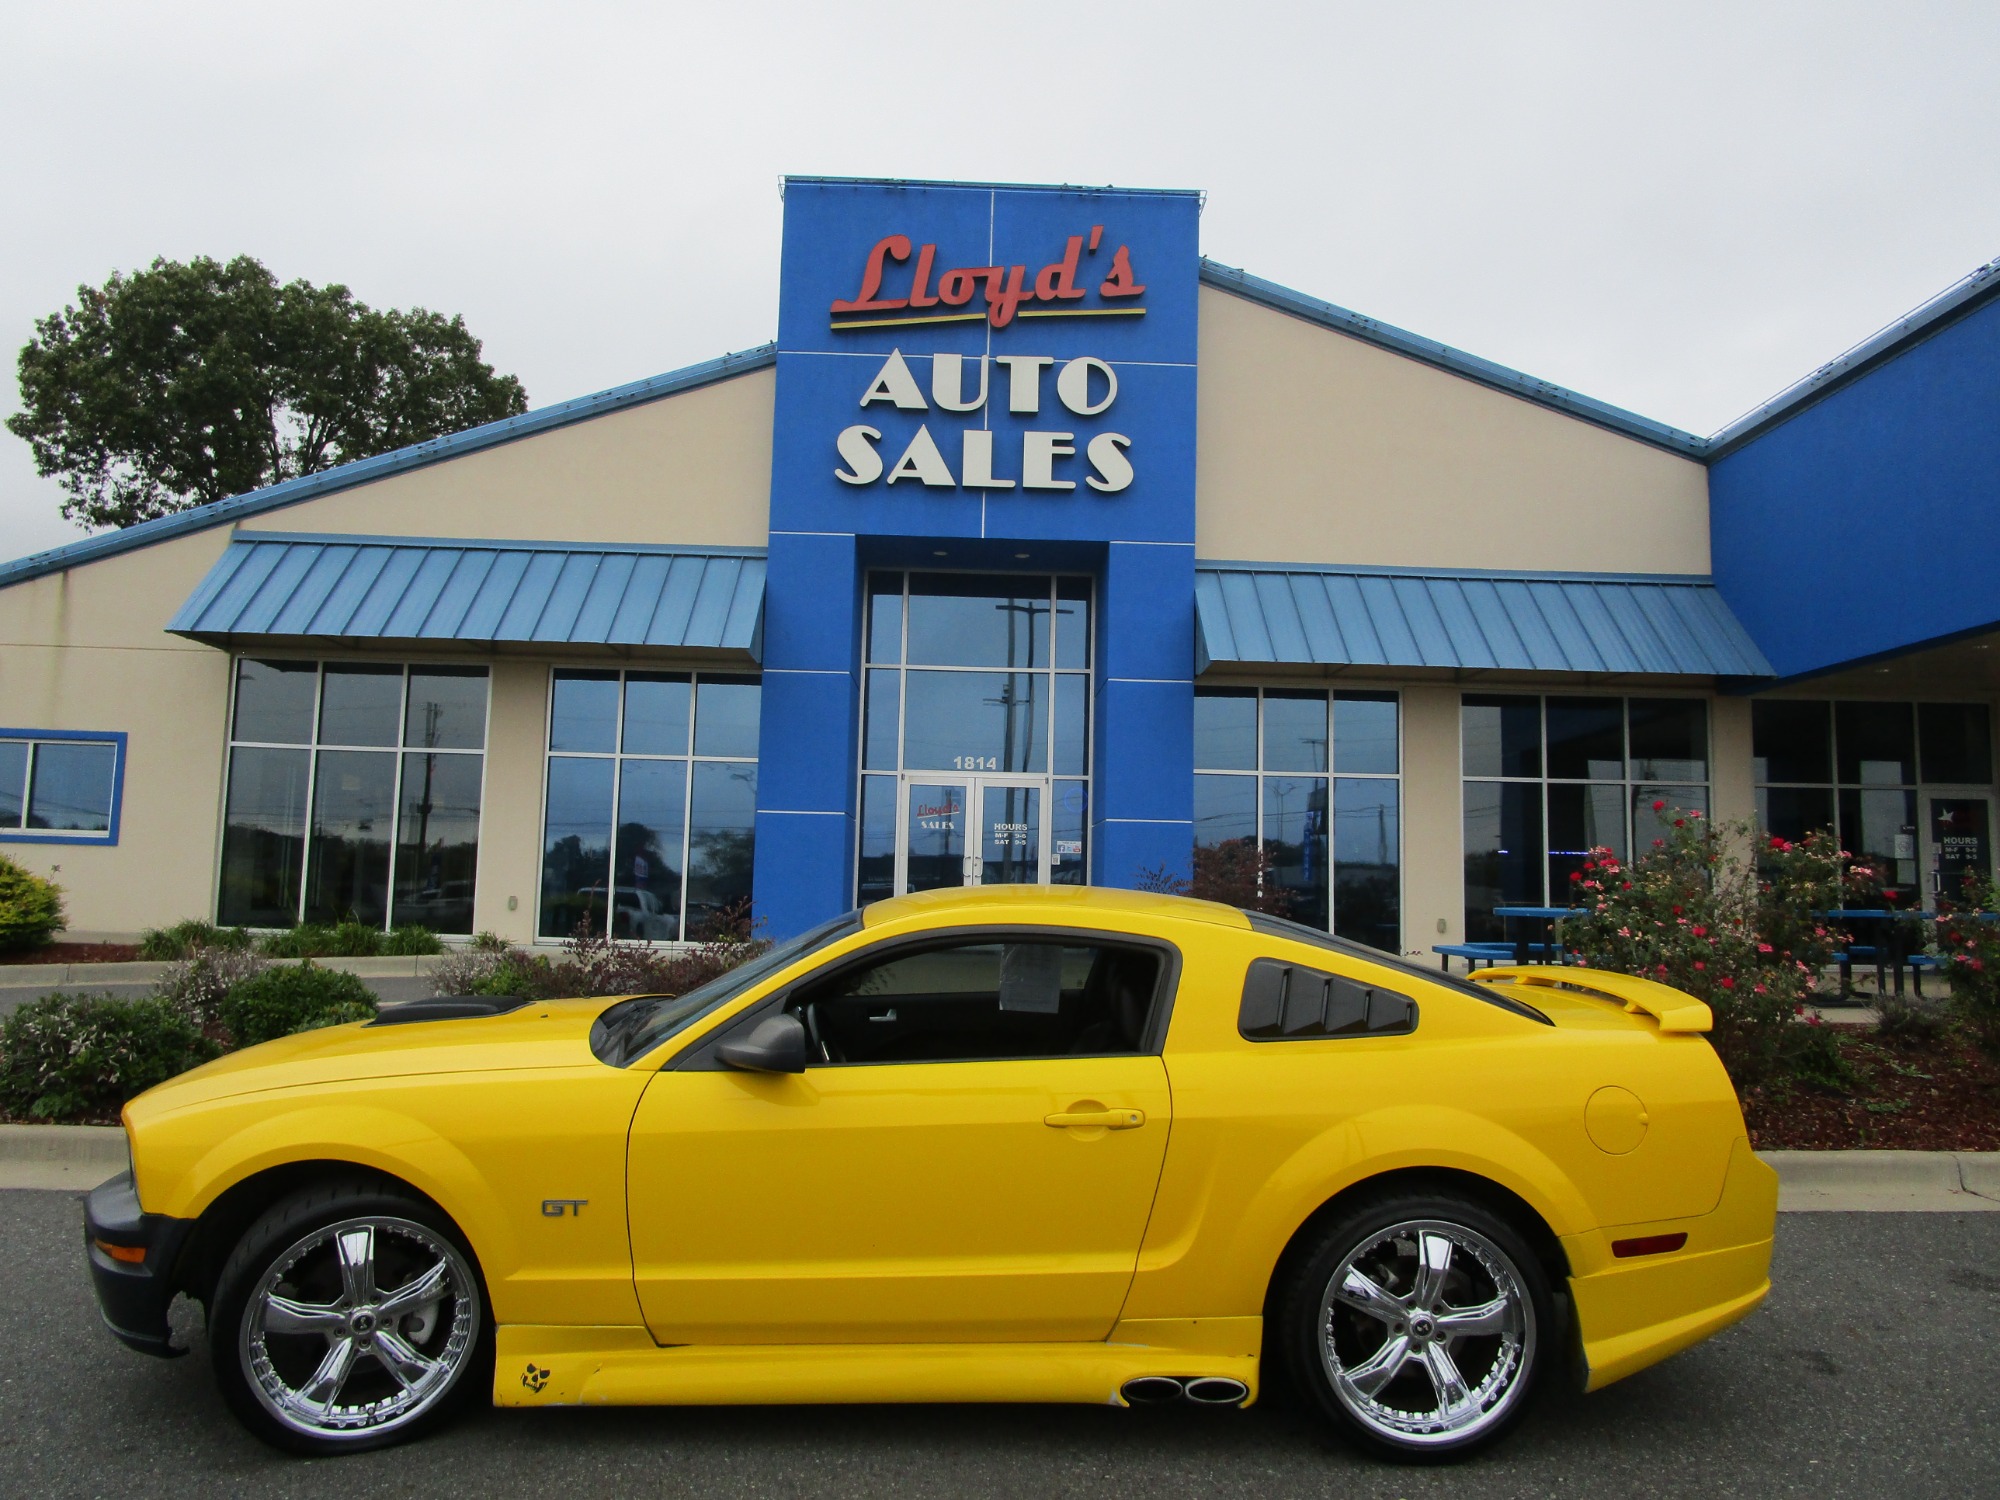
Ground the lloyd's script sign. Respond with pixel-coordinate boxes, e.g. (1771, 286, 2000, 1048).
(826, 226, 1145, 496)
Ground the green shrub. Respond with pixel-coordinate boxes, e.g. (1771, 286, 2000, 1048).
(258, 921, 380, 958)
(138, 918, 253, 961)
(0, 854, 65, 953)
(0, 993, 218, 1122)
(1935, 875, 2000, 1058)
(154, 945, 268, 1030)
(380, 924, 444, 956)
(221, 964, 376, 1046)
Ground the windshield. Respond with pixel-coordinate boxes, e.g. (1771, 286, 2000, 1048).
(590, 912, 865, 1066)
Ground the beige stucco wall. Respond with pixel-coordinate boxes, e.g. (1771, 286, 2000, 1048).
(238, 367, 774, 546)
(472, 661, 554, 944)
(0, 530, 236, 931)
(1397, 685, 1466, 954)
(1195, 287, 1711, 574)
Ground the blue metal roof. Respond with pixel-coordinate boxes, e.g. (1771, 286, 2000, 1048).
(169, 534, 766, 658)
(1195, 564, 1774, 678)
(0, 344, 776, 592)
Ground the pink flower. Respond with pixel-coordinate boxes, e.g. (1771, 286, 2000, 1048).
(1617, 927, 1632, 938)
(1757, 942, 1773, 954)
(1719, 976, 1735, 989)
(1693, 960, 1706, 971)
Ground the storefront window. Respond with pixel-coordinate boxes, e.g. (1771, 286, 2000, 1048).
(218, 660, 487, 931)
(540, 669, 758, 941)
(1752, 698, 1994, 900)
(1461, 695, 1708, 941)
(1195, 687, 1401, 951)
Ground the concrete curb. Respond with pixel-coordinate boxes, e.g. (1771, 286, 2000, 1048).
(1, 1121, 1995, 1207)
(0, 953, 451, 989)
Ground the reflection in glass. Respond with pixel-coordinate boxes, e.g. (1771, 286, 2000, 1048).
(1264, 774, 1329, 929)
(1055, 577, 1091, 670)
(0, 741, 25, 827)
(304, 750, 396, 925)
(1546, 698, 1623, 780)
(1264, 690, 1329, 773)
(541, 757, 614, 938)
(868, 576, 904, 664)
(1463, 695, 1540, 778)
(981, 784, 1041, 885)
(1758, 786, 1836, 844)
(863, 670, 900, 771)
(906, 573, 1050, 667)
(1334, 693, 1399, 775)
(1629, 699, 1706, 782)
(1752, 700, 1832, 784)
(1053, 675, 1088, 775)
(687, 761, 757, 934)
(392, 753, 483, 933)
(26, 742, 116, 831)
(1836, 702, 1915, 786)
(1194, 689, 1256, 770)
(218, 747, 309, 927)
(904, 780, 969, 892)
(620, 674, 690, 757)
(1463, 781, 1542, 942)
(1195, 773, 1257, 848)
(318, 664, 402, 747)
(550, 671, 619, 753)
(1051, 779, 1088, 885)
(903, 671, 1047, 772)
(1840, 786, 1919, 896)
(1633, 787, 1709, 854)
(233, 659, 317, 744)
(1333, 778, 1400, 952)
(612, 758, 687, 940)
(1548, 782, 1628, 894)
(694, 677, 761, 759)
(858, 774, 897, 904)
(1919, 703, 1993, 785)
(404, 668, 488, 750)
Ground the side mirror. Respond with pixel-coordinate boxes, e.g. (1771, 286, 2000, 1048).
(716, 1013, 809, 1074)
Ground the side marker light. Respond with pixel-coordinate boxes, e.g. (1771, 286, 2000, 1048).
(94, 1240, 146, 1264)
(1611, 1232, 1688, 1259)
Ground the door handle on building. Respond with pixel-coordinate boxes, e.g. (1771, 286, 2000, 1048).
(1044, 1108, 1145, 1130)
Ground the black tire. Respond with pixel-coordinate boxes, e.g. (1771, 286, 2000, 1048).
(209, 1178, 493, 1456)
(1275, 1190, 1554, 1462)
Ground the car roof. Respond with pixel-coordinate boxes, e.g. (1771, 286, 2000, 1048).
(858, 885, 1252, 931)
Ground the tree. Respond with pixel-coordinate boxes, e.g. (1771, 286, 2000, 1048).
(8, 255, 528, 528)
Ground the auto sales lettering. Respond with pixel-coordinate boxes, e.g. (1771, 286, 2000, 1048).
(827, 226, 1142, 497)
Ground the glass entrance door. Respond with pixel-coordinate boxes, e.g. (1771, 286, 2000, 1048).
(896, 775, 1046, 894)
(1924, 792, 1994, 902)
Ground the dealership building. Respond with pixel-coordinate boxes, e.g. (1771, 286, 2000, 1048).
(4, 177, 1998, 954)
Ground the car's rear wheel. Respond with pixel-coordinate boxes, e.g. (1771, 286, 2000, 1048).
(1277, 1190, 1553, 1461)
(209, 1180, 490, 1455)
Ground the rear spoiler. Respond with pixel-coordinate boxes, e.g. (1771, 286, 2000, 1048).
(1467, 966, 1713, 1034)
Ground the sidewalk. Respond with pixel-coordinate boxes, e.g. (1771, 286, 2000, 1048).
(2, 1123, 1994, 1206)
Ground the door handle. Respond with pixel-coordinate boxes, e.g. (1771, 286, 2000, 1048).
(1044, 1108, 1145, 1130)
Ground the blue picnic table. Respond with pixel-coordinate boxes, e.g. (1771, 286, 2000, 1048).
(1493, 906, 1587, 967)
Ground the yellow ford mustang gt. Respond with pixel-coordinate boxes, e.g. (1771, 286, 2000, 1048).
(86, 887, 1775, 1460)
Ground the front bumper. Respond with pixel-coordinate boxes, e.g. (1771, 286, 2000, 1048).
(84, 1171, 195, 1358)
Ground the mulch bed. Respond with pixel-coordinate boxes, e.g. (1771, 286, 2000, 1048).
(1742, 1028, 2000, 1151)
(0, 942, 143, 965)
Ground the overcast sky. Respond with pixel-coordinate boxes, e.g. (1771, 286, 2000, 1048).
(4, 1, 1997, 564)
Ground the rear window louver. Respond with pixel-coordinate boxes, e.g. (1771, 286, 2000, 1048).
(1238, 959, 1417, 1041)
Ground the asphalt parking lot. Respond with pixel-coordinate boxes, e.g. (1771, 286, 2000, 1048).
(1, 1191, 1993, 1500)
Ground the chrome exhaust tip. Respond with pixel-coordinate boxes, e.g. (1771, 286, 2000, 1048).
(1120, 1376, 1186, 1405)
(1182, 1376, 1249, 1406)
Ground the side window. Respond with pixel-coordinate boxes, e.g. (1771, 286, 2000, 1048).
(1238, 958, 1416, 1040)
(790, 938, 1163, 1065)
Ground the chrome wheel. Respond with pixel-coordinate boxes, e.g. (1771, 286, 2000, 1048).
(1318, 1218, 1534, 1448)
(239, 1216, 479, 1442)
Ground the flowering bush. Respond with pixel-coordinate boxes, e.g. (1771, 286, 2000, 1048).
(1558, 807, 1867, 1087)
(1933, 875, 2000, 1058)
(154, 943, 269, 1030)
(432, 907, 767, 1002)
(0, 993, 218, 1121)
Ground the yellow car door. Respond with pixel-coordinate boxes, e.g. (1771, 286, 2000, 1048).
(627, 934, 1174, 1345)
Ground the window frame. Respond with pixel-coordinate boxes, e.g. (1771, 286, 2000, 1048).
(217, 657, 491, 931)
(0, 728, 128, 845)
(538, 666, 760, 945)
(1192, 684, 1403, 950)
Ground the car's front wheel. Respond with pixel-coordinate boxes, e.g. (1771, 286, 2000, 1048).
(1277, 1190, 1554, 1461)
(209, 1180, 490, 1455)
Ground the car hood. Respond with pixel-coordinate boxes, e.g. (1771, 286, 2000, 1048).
(126, 996, 626, 1119)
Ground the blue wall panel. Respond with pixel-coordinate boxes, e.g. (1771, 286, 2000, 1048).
(1711, 291, 2000, 678)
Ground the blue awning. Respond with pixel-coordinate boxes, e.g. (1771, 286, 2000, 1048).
(1195, 565, 1773, 678)
(169, 534, 766, 659)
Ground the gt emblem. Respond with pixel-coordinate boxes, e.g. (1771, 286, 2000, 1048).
(541, 1199, 588, 1217)
(521, 1363, 551, 1393)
